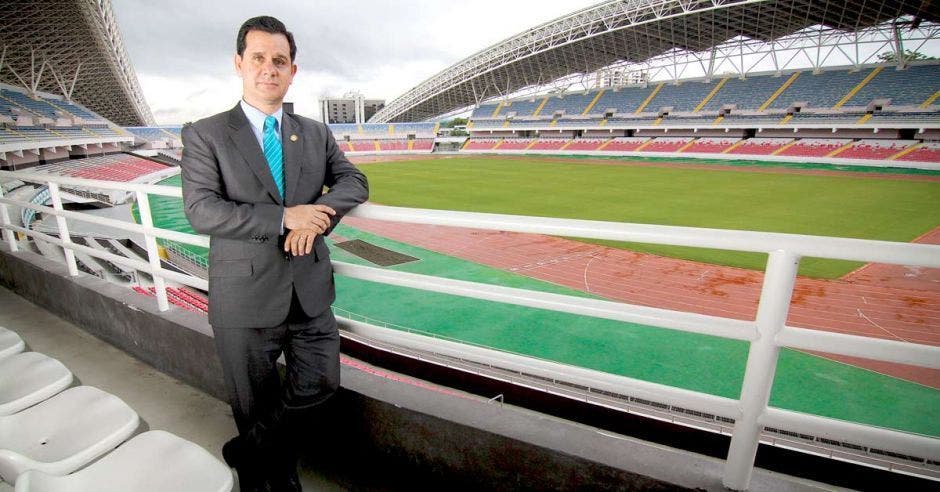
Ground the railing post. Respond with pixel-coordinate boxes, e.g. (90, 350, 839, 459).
(723, 249, 800, 491)
(135, 190, 169, 311)
(0, 185, 18, 252)
(47, 182, 78, 276)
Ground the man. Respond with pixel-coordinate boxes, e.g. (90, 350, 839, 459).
(181, 15, 368, 491)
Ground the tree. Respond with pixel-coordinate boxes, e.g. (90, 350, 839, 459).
(877, 49, 937, 62)
(441, 117, 468, 128)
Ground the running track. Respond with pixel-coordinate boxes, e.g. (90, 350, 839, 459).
(342, 217, 940, 389)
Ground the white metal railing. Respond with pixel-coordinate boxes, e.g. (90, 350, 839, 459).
(1, 170, 939, 489)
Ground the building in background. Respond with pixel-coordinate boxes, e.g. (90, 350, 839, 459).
(319, 91, 385, 123)
(595, 69, 648, 88)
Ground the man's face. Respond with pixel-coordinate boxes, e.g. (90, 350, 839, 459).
(235, 30, 296, 109)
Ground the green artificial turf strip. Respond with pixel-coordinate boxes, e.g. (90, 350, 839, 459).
(357, 157, 940, 278)
(333, 273, 939, 437)
(329, 225, 939, 437)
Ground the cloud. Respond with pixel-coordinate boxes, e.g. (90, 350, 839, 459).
(113, 0, 602, 124)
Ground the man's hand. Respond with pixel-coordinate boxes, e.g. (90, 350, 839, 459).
(284, 204, 336, 233)
(284, 228, 319, 256)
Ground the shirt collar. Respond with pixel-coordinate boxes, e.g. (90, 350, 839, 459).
(240, 99, 283, 134)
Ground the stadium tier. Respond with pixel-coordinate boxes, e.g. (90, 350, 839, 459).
(726, 138, 793, 155)
(0, 84, 137, 172)
(604, 137, 649, 151)
(469, 63, 940, 132)
(329, 122, 437, 140)
(896, 141, 940, 162)
(1, 89, 60, 119)
(335, 137, 435, 153)
(529, 138, 569, 150)
(459, 135, 940, 163)
(681, 137, 740, 153)
(126, 127, 182, 142)
(0, 86, 107, 122)
(834, 139, 917, 159)
(642, 137, 692, 152)
(28, 154, 170, 183)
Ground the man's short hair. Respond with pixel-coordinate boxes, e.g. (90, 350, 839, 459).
(236, 16, 297, 61)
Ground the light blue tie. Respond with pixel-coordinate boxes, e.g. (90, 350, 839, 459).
(262, 115, 284, 199)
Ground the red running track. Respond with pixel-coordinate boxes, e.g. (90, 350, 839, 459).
(343, 217, 940, 389)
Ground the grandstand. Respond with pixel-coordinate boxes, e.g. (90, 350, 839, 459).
(460, 63, 940, 167)
(328, 122, 439, 154)
(1, 0, 939, 491)
(0, 84, 134, 170)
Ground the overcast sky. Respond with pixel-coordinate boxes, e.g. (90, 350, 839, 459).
(112, 0, 600, 125)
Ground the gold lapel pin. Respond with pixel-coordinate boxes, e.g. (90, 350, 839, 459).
(290, 134, 298, 142)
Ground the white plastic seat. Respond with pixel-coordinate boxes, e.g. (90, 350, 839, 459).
(0, 327, 25, 360)
(14, 430, 233, 492)
(0, 353, 73, 416)
(0, 386, 139, 484)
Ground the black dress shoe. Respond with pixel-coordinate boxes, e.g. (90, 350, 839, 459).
(222, 436, 249, 467)
(267, 467, 301, 492)
(223, 437, 270, 492)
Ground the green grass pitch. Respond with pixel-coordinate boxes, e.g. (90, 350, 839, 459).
(356, 156, 940, 279)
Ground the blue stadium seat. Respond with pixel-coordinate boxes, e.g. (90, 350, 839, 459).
(589, 86, 658, 114)
(701, 74, 790, 112)
(845, 64, 940, 107)
(1, 90, 60, 119)
(768, 67, 875, 109)
(644, 80, 716, 113)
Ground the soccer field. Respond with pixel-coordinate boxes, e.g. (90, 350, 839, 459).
(357, 156, 940, 278)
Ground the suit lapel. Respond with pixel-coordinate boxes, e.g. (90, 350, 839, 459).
(226, 105, 283, 205)
(282, 114, 304, 205)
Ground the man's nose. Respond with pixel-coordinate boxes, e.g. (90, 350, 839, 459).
(260, 59, 278, 75)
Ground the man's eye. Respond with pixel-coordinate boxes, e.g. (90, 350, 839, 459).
(274, 59, 286, 66)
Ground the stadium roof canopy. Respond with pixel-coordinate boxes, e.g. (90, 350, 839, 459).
(370, 0, 940, 123)
(0, 0, 154, 126)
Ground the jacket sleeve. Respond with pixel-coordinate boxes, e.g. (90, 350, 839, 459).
(313, 124, 369, 231)
(180, 123, 283, 240)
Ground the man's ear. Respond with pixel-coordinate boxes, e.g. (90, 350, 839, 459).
(234, 54, 243, 76)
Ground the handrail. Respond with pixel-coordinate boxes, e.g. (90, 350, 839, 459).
(0, 170, 938, 490)
(347, 203, 940, 266)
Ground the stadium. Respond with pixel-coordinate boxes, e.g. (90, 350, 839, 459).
(0, 0, 938, 491)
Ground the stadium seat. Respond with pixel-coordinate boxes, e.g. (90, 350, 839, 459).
(497, 138, 534, 150)
(682, 138, 739, 153)
(0, 352, 73, 416)
(897, 142, 940, 163)
(529, 139, 569, 150)
(835, 139, 916, 160)
(728, 138, 793, 155)
(0, 386, 139, 484)
(565, 138, 606, 151)
(642, 137, 692, 152)
(463, 138, 500, 150)
(602, 137, 648, 151)
(0, 327, 25, 360)
(776, 138, 851, 157)
(13, 430, 233, 492)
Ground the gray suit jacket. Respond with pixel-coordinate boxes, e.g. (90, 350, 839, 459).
(181, 104, 368, 328)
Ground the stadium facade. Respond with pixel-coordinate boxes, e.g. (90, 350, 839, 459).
(371, 0, 939, 123)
